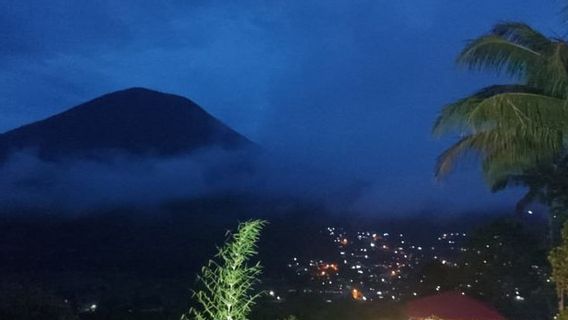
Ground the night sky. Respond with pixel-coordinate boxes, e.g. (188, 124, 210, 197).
(0, 0, 563, 214)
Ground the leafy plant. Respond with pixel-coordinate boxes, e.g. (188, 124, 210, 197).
(181, 220, 267, 320)
(550, 222, 568, 313)
(558, 310, 568, 320)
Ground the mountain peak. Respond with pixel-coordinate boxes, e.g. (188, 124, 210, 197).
(98, 87, 182, 99)
(0, 88, 254, 160)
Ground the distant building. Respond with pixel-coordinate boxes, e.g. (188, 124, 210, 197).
(405, 292, 505, 320)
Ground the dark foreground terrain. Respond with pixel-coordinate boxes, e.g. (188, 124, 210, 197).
(0, 196, 551, 320)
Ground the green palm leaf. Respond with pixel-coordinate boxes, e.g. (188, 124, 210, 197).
(433, 85, 541, 136)
(458, 22, 568, 97)
(458, 22, 548, 79)
(467, 92, 568, 131)
(436, 126, 563, 185)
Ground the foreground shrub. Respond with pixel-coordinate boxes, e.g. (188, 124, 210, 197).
(181, 220, 267, 320)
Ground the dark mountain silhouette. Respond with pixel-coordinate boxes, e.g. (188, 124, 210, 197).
(0, 87, 254, 160)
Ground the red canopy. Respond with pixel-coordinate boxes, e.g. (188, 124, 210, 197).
(405, 292, 506, 320)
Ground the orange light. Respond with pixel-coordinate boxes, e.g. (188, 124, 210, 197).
(352, 288, 363, 300)
(317, 263, 339, 275)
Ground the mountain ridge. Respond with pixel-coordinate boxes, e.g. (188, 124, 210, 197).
(0, 87, 255, 161)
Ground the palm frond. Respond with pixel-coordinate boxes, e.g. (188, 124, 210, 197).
(533, 42, 568, 97)
(435, 133, 487, 178)
(480, 125, 562, 183)
(459, 22, 568, 98)
(467, 92, 568, 131)
(458, 35, 539, 78)
(491, 22, 551, 50)
(433, 85, 541, 136)
(436, 126, 563, 181)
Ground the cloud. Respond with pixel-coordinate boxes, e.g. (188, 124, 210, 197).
(0, 146, 522, 217)
(0, 148, 326, 211)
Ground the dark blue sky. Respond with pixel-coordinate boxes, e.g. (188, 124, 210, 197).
(0, 0, 564, 214)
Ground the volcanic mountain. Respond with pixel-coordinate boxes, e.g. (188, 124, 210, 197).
(0, 88, 254, 160)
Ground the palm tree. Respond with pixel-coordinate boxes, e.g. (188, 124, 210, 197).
(434, 22, 568, 188)
(434, 19, 568, 318)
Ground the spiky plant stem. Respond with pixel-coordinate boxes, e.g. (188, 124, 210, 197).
(181, 220, 267, 320)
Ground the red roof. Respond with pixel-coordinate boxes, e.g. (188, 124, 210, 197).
(405, 292, 506, 320)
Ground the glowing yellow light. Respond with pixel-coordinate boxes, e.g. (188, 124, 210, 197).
(351, 288, 364, 300)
